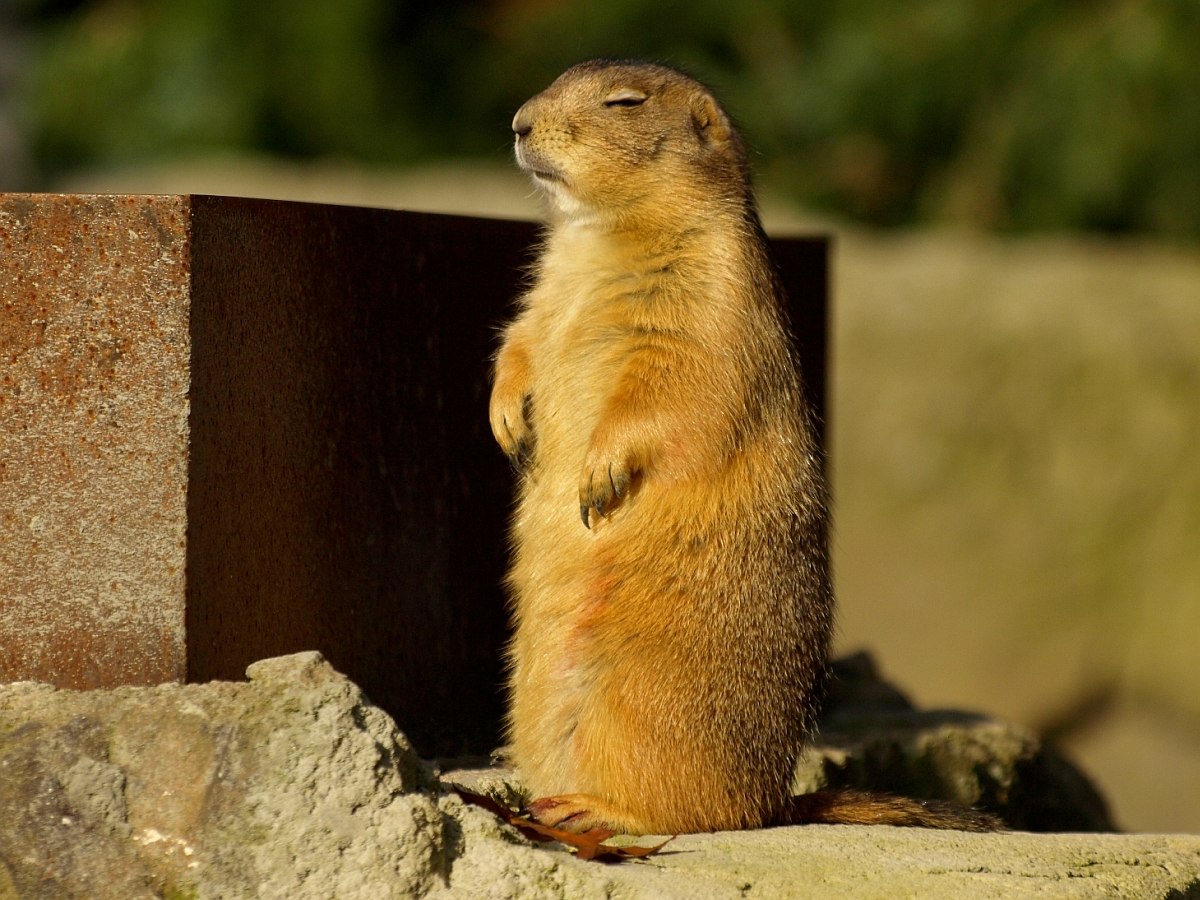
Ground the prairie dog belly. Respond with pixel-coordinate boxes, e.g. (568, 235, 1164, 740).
(504, 300, 659, 792)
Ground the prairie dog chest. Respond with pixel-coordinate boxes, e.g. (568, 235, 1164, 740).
(524, 291, 622, 465)
(526, 237, 664, 443)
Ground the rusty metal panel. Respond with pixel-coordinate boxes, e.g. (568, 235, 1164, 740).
(185, 198, 536, 754)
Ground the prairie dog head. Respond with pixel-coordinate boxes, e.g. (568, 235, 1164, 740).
(512, 60, 749, 224)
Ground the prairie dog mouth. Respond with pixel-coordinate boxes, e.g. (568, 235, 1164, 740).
(527, 168, 563, 185)
(515, 143, 565, 184)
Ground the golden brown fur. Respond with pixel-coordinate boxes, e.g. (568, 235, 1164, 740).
(490, 60, 997, 835)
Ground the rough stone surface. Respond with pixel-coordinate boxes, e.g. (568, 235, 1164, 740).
(4, 652, 1193, 899)
(596, 828, 1200, 899)
(0, 652, 442, 898)
(792, 653, 1114, 832)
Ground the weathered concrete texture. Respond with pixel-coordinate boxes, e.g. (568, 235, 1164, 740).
(0, 193, 828, 757)
(601, 828, 1200, 899)
(793, 653, 1113, 831)
(0, 195, 191, 686)
(1, 653, 1196, 900)
(0, 652, 444, 899)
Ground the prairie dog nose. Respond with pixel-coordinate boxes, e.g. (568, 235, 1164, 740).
(512, 106, 533, 137)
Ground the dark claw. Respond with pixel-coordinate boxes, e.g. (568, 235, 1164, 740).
(580, 504, 591, 529)
(608, 464, 621, 500)
(502, 417, 533, 473)
(507, 439, 532, 475)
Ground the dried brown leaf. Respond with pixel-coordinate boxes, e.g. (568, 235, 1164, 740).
(450, 785, 674, 862)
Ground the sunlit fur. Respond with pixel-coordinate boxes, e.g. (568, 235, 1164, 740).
(490, 60, 833, 834)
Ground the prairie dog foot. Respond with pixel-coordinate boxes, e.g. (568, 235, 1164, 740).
(526, 793, 651, 835)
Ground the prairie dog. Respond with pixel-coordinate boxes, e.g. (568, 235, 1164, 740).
(490, 60, 995, 834)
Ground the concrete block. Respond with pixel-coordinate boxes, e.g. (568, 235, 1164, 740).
(0, 193, 827, 754)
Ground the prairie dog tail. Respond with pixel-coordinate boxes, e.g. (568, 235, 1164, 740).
(784, 790, 1005, 832)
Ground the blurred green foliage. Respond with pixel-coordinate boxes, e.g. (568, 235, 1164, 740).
(12, 0, 1200, 236)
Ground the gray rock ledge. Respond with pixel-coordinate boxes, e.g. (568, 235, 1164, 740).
(1, 652, 1196, 899)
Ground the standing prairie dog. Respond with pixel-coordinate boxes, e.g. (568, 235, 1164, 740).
(490, 60, 998, 835)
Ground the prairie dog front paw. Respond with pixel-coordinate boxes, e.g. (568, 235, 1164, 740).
(491, 337, 535, 468)
(489, 386, 532, 468)
(578, 447, 636, 528)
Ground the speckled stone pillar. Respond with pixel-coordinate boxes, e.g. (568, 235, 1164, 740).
(0, 193, 827, 754)
(1, 195, 192, 687)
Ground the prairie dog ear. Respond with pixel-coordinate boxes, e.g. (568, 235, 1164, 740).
(690, 91, 733, 146)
